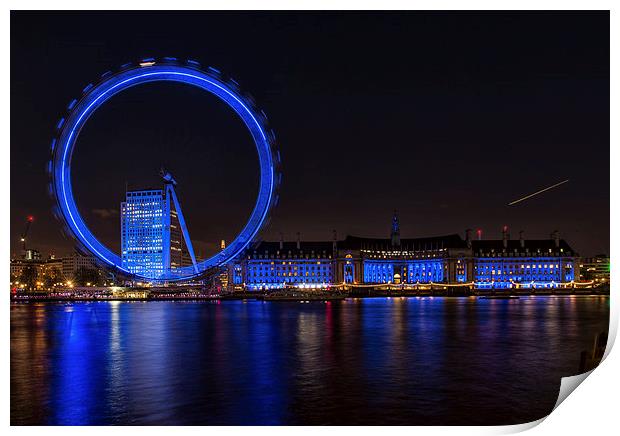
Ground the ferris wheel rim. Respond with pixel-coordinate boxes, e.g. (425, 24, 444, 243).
(49, 59, 281, 282)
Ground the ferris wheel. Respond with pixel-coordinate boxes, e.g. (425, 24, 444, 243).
(48, 57, 281, 282)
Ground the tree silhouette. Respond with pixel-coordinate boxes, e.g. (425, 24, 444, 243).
(44, 268, 63, 288)
(73, 267, 103, 286)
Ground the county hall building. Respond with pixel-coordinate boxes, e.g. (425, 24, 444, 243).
(231, 214, 579, 291)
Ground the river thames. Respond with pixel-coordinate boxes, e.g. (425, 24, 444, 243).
(11, 296, 609, 425)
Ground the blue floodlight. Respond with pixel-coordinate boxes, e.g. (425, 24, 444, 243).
(50, 60, 280, 281)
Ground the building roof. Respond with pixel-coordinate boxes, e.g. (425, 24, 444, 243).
(471, 239, 577, 256)
(250, 240, 334, 256)
(340, 234, 468, 250)
(247, 235, 577, 258)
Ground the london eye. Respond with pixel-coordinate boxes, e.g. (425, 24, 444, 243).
(48, 58, 282, 282)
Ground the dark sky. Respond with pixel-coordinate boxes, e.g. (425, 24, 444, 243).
(11, 11, 609, 259)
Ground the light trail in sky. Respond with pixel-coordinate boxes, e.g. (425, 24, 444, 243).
(508, 179, 570, 206)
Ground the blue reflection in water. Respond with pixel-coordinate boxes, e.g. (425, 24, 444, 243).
(11, 297, 609, 425)
(48, 304, 110, 424)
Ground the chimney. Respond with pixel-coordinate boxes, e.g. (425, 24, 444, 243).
(552, 230, 560, 248)
(279, 233, 284, 250)
(519, 230, 525, 249)
(477, 229, 482, 240)
(332, 229, 337, 253)
(296, 232, 301, 250)
(502, 225, 509, 249)
(465, 229, 472, 248)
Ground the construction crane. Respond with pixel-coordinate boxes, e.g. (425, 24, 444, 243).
(20, 215, 34, 252)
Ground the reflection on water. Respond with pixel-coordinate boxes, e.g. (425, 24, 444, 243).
(11, 296, 609, 425)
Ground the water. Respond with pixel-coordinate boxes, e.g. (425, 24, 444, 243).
(11, 296, 609, 425)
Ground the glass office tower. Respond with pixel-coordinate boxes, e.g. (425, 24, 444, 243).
(120, 189, 170, 279)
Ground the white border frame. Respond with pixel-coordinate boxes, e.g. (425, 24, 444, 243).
(3, 2, 616, 435)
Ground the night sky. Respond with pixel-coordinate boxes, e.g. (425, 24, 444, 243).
(11, 11, 609, 259)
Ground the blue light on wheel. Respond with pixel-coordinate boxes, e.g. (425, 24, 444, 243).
(50, 60, 280, 281)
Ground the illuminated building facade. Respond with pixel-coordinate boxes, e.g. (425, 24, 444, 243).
(62, 252, 100, 282)
(169, 208, 183, 270)
(121, 190, 168, 279)
(169, 208, 193, 270)
(24, 249, 42, 261)
(230, 215, 580, 291)
(579, 255, 610, 284)
(238, 236, 335, 291)
(214, 240, 230, 291)
(10, 251, 102, 289)
(120, 184, 197, 280)
(471, 230, 578, 289)
(343, 234, 468, 285)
